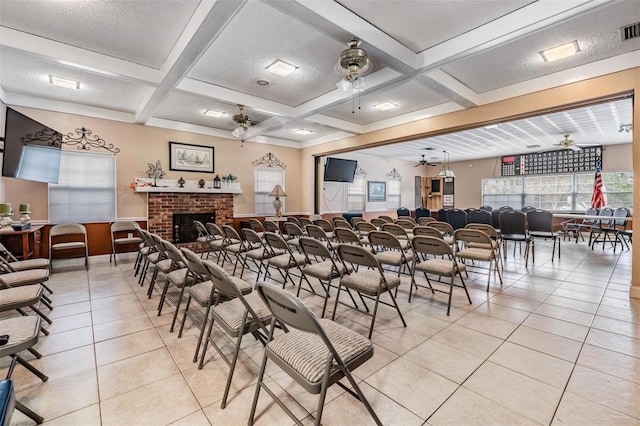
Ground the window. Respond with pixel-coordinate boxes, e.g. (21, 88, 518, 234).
(49, 150, 116, 223)
(387, 178, 401, 209)
(347, 175, 366, 211)
(254, 167, 284, 215)
(482, 171, 632, 210)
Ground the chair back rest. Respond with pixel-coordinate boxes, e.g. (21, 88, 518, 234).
(205, 222, 223, 237)
(337, 244, 380, 269)
(521, 206, 536, 213)
(111, 221, 138, 233)
(437, 209, 449, 223)
(334, 228, 361, 245)
(417, 216, 436, 226)
(582, 208, 600, 225)
(50, 223, 86, 237)
(283, 222, 304, 237)
(298, 237, 331, 259)
(332, 217, 346, 225)
(149, 233, 167, 256)
(395, 219, 415, 230)
(0, 242, 18, 263)
(370, 218, 387, 228)
(180, 247, 208, 277)
(351, 217, 366, 227)
(396, 207, 410, 217)
(193, 220, 209, 238)
(256, 282, 321, 334)
(333, 220, 352, 229)
(526, 209, 552, 232)
(428, 221, 453, 235)
(264, 232, 289, 252)
(498, 210, 527, 234)
(161, 239, 186, 264)
(379, 215, 394, 223)
(467, 209, 492, 225)
(380, 223, 408, 238)
(454, 228, 492, 246)
(598, 207, 614, 226)
(411, 235, 452, 257)
(264, 220, 280, 233)
(201, 259, 245, 300)
(248, 219, 265, 233)
(305, 225, 329, 241)
(479, 205, 493, 212)
(415, 207, 431, 219)
(242, 228, 264, 245)
(222, 224, 242, 242)
(286, 217, 301, 226)
(298, 217, 314, 228)
(465, 223, 498, 239)
(356, 222, 377, 233)
(412, 226, 443, 239)
(368, 230, 402, 250)
(445, 208, 468, 230)
(316, 219, 334, 232)
(613, 207, 630, 227)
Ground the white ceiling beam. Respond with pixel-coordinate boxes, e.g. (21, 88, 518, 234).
(145, 117, 238, 139)
(0, 27, 162, 85)
(134, 0, 247, 124)
(362, 102, 465, 134)
(305, 114, 365, 134)
(300, 131, 356, 149)
(422, 70, 481, 106)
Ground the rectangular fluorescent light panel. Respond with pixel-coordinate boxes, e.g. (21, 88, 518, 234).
(49, 75, 79, 89)
(204, 109, 225, 118)
(293, 128, 314, 135)
(373, 101, 397, 111)
(484, 124, 500, 129)
(540, 40, 580, 62)
(266, 60, 297, 76)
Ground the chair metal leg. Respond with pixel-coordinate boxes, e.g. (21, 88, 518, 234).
(16, 400, 44, 424)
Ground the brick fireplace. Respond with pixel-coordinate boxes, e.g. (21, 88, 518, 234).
(147, 193, 234, 243)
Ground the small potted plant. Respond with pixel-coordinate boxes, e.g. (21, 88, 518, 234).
(221, 173, 239, 190)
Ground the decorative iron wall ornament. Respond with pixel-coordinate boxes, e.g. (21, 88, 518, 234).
(386, 168, 402, 180)
(20, 128, 63, 147)
(252, 152, 286, 169)
(355, 164, 367, 177)
(62, 127, 120, 153)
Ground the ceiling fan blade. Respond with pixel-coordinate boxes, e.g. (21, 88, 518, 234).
(569, 145, 582, 152)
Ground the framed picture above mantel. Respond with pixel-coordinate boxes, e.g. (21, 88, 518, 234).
(169, 141, 214, 173)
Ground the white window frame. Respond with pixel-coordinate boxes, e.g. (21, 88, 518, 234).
(386, 178, 401, 210)
(254, 167, 285, 215)
(347, 176, 366, 212)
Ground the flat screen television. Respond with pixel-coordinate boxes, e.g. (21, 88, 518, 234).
(2, 107, 62, 183)
(323, 157, 357, 183)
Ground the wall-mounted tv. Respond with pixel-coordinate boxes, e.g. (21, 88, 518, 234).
(2, 107, 62, 184)
(323, 157, 357, 183)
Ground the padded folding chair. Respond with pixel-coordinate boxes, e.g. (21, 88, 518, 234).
(454, 228, 503, 291)
(198, 261, 272, 408)
(220, 225, 248, 274)
(249, 282, 382, 426)
(178, 248, 252, 361)
(0, 286, 52, 335)
(264, 220, 281, 235)
(248, 219, 266, 238)
(0, 266, 53, 301)
(49, 223, 89, 272)
(465, 223, 502, 269)
(156, 239, 189, 316)
(428, 221, 455, 246)
(297, 237, 355, 316)
(562, 207, 599, 243)
(0, 242, 49, 271)
(498, 210, 531, 266)
(378, 215, 394, 223)
(315, 219, 335, 240)
(417, 216, 436, 226)
(380, 223, 411, 249)
(205, 222, 227, 263)
(333, 219, 352, 230)
(370, 218, 387, 228)
(193, 220, 212, 258)
(0, 317, 47, 424)
(410, 235, 471, 314)
(305, 224, 337, 252)
(334, 244, 406, 339)
(527, 209, 561, 261)
(283, 222, 305, 251)
(350, 217, 367, 228)
(592, 207, 628, 252)
(110, 221, 143, 266)
(368, 230, 412, 278)
(333, 227, 366, 247)
(356, 222, 377, 242)
(239, 228, 271, 282)
(263, 232, 307, 289)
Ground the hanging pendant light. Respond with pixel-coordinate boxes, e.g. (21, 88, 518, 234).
(231, 104, 251, 145)
(438, 151, 455, 177)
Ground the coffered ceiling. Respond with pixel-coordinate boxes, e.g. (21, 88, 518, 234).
(0, 0, 637, 162)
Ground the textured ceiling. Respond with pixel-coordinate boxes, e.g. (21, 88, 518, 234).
(0, 0, 637, 160)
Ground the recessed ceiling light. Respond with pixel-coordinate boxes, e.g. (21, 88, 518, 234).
(373, 101, 397, 111)
(266, 60, 297, 77)
(203, 109, 225, 118)
(540, 40, 580, 62)
(256, 79, 271, 86)
(293, 128, 314, 135)
(49, 75, 79, 90)
(484, 124, 500, 129)
(526, 144, 541, 149)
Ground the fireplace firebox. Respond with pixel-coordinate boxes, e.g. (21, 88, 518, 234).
(172, 212, 215, 244)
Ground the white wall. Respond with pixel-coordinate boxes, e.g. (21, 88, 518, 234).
(320, 151, 423, 214)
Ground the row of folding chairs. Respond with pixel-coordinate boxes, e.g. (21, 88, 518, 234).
(133, 224, 383, 424)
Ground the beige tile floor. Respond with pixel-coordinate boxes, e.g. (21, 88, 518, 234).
(2, 238, 639, 426)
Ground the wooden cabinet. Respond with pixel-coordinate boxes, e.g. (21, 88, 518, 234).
(421, 176, 455, 210)
(0, 225, 43, 259)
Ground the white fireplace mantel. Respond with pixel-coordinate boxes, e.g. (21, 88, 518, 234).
(134, 178, 242, 194)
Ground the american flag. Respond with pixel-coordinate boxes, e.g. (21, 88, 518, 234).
(591, 156, 606, 208)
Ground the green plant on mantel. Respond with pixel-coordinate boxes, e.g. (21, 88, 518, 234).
(221, 173, 237, 182)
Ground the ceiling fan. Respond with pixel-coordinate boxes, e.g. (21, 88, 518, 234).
(414, 154, 439, 167)
(551, 134, 585, 152)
